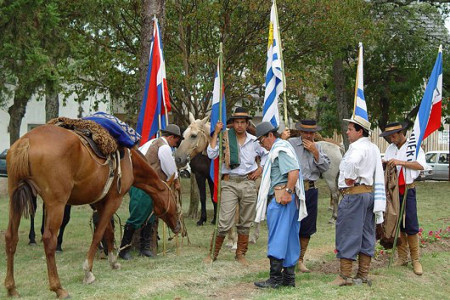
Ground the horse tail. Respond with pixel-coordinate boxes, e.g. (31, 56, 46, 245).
(9, 138, 38, 219)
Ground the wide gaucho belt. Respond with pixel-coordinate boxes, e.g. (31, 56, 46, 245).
(303, 180, 316, 191)
(339, 185, 373, 196)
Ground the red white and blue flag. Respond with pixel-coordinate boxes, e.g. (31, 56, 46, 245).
(136, 18, 171, 145)
(209, 58, 226, 203)
(406, 45, 443, 160)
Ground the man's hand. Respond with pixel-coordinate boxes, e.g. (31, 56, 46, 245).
(214, 121, 224, 135)
(345, 178, 355, 186)
(279, 191, 293, 205)
(248, 166, 262, 180)
(303, 139, 319, 157)
(281, 129, 290, 140)
(387, 159, 402, 168)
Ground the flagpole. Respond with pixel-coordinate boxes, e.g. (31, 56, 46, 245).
(273, 0, 289, 128)
(211, 43, 224, 263)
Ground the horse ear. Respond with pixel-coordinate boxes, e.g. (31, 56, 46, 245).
(189, 112, 196, 124)
(201, 115, 209, 125)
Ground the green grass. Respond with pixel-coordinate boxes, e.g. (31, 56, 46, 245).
(0, 179, 448, 299)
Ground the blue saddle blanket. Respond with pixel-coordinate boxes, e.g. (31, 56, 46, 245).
(84, 112, 141, 148)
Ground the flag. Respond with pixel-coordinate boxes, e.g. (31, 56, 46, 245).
(136, 17, 172, 145)
(209, 58, 226, 203)
(262, 0, 283, 128)
(353, 42, 369, 124)
(406, 45, 443, 160)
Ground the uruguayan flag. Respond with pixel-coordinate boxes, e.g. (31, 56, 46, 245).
(262, 1, 283, 128)
(344, 42, 371, 131)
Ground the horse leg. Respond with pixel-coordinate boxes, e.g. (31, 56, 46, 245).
(28, 195, 37, 245)
(83, 200, 121, 284)
(56, 205, 72, 252)
(42, 204, 69, 299)
(195, 172, 207, 226)
(104, 217, 120, 270)
(207, 176, 217, 225)
(4, 205, 22, 297)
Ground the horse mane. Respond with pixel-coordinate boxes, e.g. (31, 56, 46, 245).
(131, 148, 166, 191)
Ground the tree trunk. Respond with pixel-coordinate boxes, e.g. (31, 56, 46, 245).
(136, 0, 166, 118)
(187, 175, 199, 219)
(45, 83, 59, 122)
(8, 94, 29, 146)
(333, 56, 350, 150)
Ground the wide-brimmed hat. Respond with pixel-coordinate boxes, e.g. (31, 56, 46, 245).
(160, 124, 184, 139)
(227, 107, 252, 123)
(379, 122, 407, 137)
(295, 119, 322, 132)
(343, 115, 371, 132)
(255, 121, 278, 139)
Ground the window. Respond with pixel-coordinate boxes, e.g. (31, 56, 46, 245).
(426, 153, 437, 164)
(438, 153, 449, 164)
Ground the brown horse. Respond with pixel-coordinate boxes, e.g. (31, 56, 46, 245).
(4, 125, 181, 299)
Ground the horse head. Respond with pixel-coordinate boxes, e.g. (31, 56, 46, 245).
(174, 112, 210, 168)
(130, 149, 183, 234)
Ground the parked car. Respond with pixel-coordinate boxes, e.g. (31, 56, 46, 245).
(0, 149, 7, 177)
(424, 150, 449, 181)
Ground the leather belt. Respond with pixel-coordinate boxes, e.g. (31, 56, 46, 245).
(406, 183, 415, 189)
(339, 185, 373, 196)
(222, 174, 248, 183)
(303, 180, 316, 191)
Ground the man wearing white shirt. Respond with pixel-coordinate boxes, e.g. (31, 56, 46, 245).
(331, 116, 386, 286)
(380, 122, 426, 276)
(119, 124, 182, 260)
(204, 107, 267, 266)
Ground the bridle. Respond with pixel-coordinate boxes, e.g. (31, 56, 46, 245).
(184, 124, 210, 161)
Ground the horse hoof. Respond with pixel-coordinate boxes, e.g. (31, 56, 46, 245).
(210, 219, 216, 225)
(56, 289, 70, 299)
(28, 241, 37, 246)
(111, 262, 121, 270)
(56, 244, 63, 252)
(196, 220, 206, 226)
(83, 272, 96, 284)
(328, 218, 336, 224)
(7, 288, 20, 297)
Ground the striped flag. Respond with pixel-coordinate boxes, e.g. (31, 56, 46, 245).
(136, 17, 171, 145)
(406, 45, 443, 160)
(262, 0, 283, 128)
(209, 58, 226, 203)
(353, 42, 369, 124)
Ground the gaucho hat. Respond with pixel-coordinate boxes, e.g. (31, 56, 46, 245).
(161, 124, 184, 139)
(295, 119, 322, 132)
(379, 122, 407, 137)
(227, 107, 252, 123)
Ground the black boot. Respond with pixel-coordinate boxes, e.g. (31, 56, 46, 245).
(139, 222, 155, 257)
(197, 211, 207, 226)
(254, 257, 283, 288)
(210, 201, 217, 225)
(119, 223, 135, 260)
(282, 266, 296, 287)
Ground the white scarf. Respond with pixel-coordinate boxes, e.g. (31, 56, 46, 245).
(255, 139, 307, 223)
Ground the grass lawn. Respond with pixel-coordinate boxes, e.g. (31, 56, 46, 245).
(0, 178, 448, 299)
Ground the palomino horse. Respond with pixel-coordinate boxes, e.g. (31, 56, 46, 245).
(174, 113, 217, 226)
(5, 125, 181, 299)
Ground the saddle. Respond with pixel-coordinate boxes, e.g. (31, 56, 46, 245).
(48, 117, 123, 201)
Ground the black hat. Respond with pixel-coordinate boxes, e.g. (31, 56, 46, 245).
(227, 107, 252, 123)
(255, 121, 278, 139)
(295, 119, 322, 132)
(160, 124, 184, 139)
(379, 122, 407, 137)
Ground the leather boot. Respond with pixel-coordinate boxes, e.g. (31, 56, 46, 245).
(407, 234, 423, 275)
(282, 266, 296, 287)
(395, 231, 409, 266)
(254, 257, 283, 288)
(204, 234, 225, 263)
(298, 237, 310, 273)
(235, 234, 250, 266)
(354, 253, 372, 285)
(330, 259, 353, 286)
(139, 222, 155, 257)
(119, 223, 135, 260)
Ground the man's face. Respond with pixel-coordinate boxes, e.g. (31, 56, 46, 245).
(346, 123, 362, 143)
(232, 118, 249, 134)
(168, 136, 181, 148)
(388, 132, 404, 146)
(299, 130, 315, 142)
